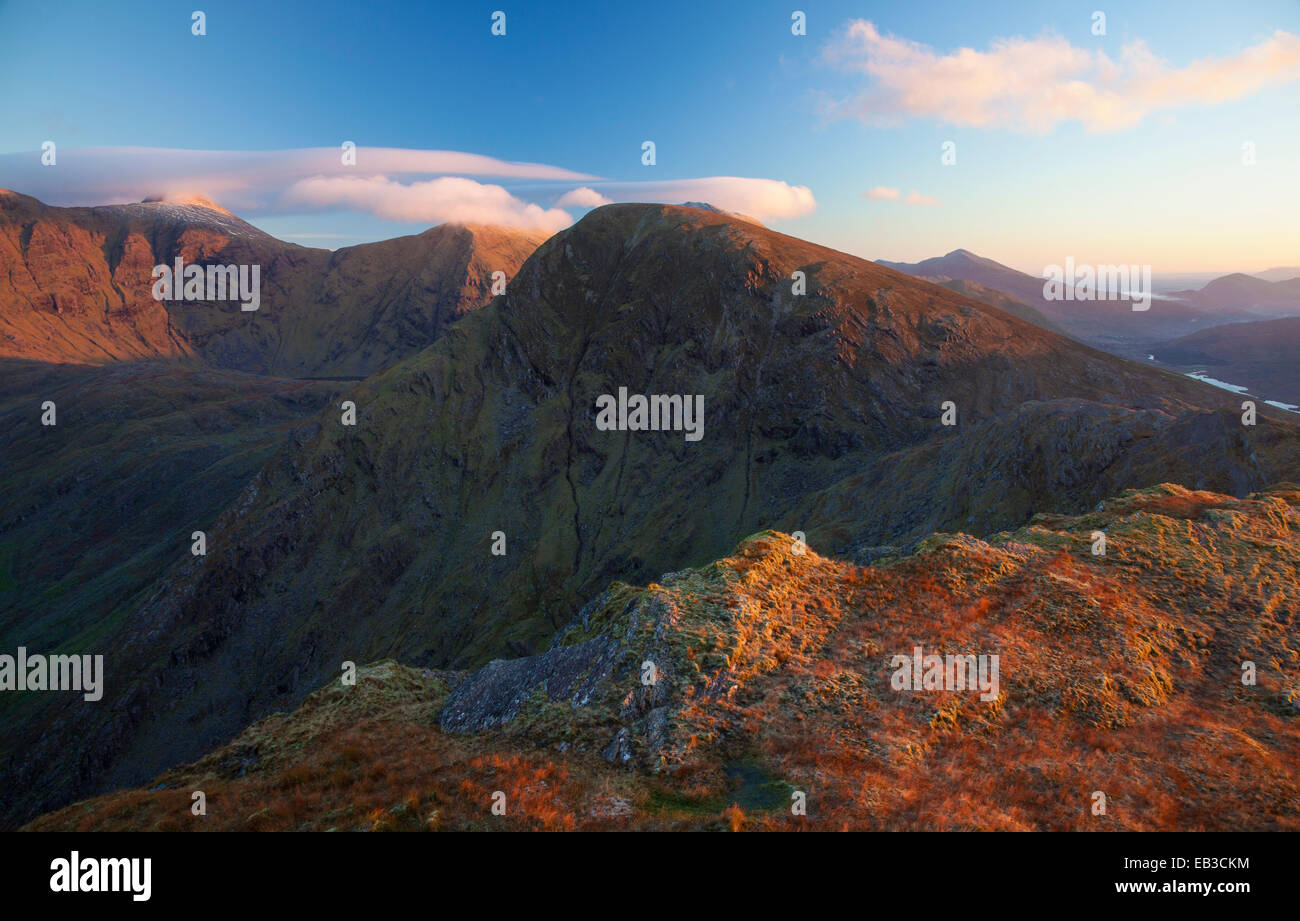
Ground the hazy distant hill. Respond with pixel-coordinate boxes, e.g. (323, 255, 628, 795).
(877, 248, 1213, 350)
(1168, 272, 1300, 317)
(1252, 266, 1300, 283)
(1154, 316, 1300, 405)
(878, 249, 1048, 307)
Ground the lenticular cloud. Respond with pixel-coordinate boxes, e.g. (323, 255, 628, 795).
(283, 174, 576, 232)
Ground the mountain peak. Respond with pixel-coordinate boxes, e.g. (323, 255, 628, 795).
(941, 248, 1006, 269)
(139, 193, 234, 216)
(680, 201, 766, 227)
(423, 221, 553, 242)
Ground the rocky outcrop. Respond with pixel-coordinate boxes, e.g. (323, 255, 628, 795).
(439, 585, 681, 768)
(438, 634, 622, 732)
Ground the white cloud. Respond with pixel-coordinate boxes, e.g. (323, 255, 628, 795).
(904, 190, 939, 206)
(862, 186, 939, 206)
(822, 20, 1300, 133)
(585, 176, 816, 221)
(0, 147, 815, 230)
(282, 175, 574, 231)
(556, 187, 614, 208)
(0, 146, 596, 211)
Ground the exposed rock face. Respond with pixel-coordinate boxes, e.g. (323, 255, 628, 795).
(933, 278, 1067, 336)
(5, 203, 1299, 826)
(0, 189, 549, 376)
(438, 634, 622, 732)
(438, 584, 682, 765)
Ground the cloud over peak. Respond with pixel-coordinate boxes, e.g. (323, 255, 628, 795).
(0, 147, 816, 234)
(283, 175, 575, 231)
(556, 187, 615, 208)
(589, 177, 816, 221)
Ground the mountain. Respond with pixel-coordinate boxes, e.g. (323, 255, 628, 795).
(0, 189, 550, 376)
(1168, 272, 1300, 317)
(0, 358, 348, 827)
(930, 278, 1067, 335)
(1153, 316, 1300, 405)
(6, 203, 1297, 826)
(879, 249, 1216, 351)
(1252, 266, 1300, 283)
(25, 482, 1300, 831)
(878, 248, 1044, 304)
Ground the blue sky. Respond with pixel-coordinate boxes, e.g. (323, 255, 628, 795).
(1, 0, 1297, 272)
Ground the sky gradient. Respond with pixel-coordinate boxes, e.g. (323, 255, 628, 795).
(1, 0, 1297, 273)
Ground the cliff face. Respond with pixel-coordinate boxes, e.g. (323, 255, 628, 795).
(0, 191, 198, 364)
(0, 190, 549, 376)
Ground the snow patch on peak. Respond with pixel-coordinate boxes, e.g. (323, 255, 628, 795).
(141, 193, 234, 216)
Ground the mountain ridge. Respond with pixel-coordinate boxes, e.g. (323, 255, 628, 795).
(23, 481, 1300, 832)
(0, 189, 551, 376)
(4, 202, 1296, 826)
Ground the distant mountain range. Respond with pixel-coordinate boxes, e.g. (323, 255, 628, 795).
(878, 248, 1300, 354)
(1167, 273, 1300, 315)
(1252, 266, 1300, 283)
(877, 246, 1299, 404)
